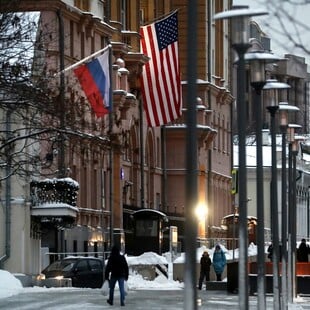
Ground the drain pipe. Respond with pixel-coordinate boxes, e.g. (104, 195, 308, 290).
(56, 9, 66, 254)
(207, 0, 212, 240)
(0, 109, 12, 268)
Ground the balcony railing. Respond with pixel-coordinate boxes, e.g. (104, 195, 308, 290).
(31, 177, 79, 206)
(30, 178, 79, 226)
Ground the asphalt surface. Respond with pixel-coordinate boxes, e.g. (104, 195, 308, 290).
(0, 288, 310, 309)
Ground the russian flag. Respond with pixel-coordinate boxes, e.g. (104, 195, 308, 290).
(74, 49, 110, 117)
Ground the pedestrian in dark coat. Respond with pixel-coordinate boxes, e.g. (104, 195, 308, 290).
(297, 239, 310, 262)
(198, 251, 212, 290)
(267, 243, 273, 261)
(212, 244, 226, 281)
(105, 245, 129, 306)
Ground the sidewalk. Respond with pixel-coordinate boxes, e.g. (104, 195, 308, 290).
(108, 289, 310, 309)
(0, 286, 309, 309)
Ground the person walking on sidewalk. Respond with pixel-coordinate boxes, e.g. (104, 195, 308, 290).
(212, 244, 226, 281)
(198, 251, 212, 290)
(297, 238, 310, 262)
(105, 245, 129, 306)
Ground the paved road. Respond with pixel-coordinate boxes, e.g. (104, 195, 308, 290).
(0, 288, 310, 309)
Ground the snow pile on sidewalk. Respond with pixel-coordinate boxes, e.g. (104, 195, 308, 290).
(126, 251, 168, 265)
(0, 270, 23, 298)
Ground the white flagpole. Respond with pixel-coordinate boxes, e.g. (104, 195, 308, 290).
(54, 45, 110, 76)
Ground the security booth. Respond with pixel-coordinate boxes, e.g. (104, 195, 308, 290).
(131, 209, 169, 255)
(221, 214, 257, 249)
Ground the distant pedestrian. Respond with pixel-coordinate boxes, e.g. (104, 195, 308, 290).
(267, 243, 273, 261)
(198, 251, 212, 290)
(297, 238, 310, 262)
(105, 245, 129, 306)
(267, 243, 282, 262)
(212, 244, 226, 281)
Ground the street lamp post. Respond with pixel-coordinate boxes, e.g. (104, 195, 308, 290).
(288, 136, 293, 303)
(264, 80, 290, 310)
(278, 103, 300, 310)
(267, 102, 280, 309)
(246, 51, 283, 310)
(291, 138, 300, 301)
(287, 127, 303, 303)
(251, 66, 267, 310)
(308, 187, 310, 240)
(185, 1, 198, 309)
(214, 7, 267, 310)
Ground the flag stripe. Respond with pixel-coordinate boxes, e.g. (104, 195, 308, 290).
(74, 49, 110, 117)
(140, 11, 182, 127)
(142, 25, 169, 125)
(149, 24, 164, 125)
(146, 25, 163, 125)
(87, 58, 109, 106)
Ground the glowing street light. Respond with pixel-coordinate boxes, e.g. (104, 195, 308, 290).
(195, 202, 208, 239)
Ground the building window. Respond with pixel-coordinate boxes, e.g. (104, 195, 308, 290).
(91, 167, 98, 210)
(226, 120, 230, 154)
(217, 114, 221, 151)
(81, 166, 87, 207)
(74, 0, 90, 11)
(157, 137, 160, 167)
(70, 21, 74, 58)
(222, 118, 225, 152)
(121, 0, 127, 30)
(139, 9, 144, 25)
(156, 193, 160, 210)
(80, 30, 85, 59)
(213, 113, 216, 149)
(101, 169, 106, 209)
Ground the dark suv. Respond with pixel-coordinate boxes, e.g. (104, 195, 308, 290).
(41, 257, 104, 288)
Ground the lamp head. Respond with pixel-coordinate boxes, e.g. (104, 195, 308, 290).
(292, 135, 306, 153)
(263, 79, 291, 107)
(278, 102, 299, 127)
(214, 6, 268, 47)
(263, 80, 291, 90)
(287, 124, 302, 143)
(245, 52, 284, 84)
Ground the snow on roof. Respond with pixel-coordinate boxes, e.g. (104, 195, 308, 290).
(33, 177, 79, 188)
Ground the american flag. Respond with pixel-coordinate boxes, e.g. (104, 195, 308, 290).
(140, 11, 182, 127)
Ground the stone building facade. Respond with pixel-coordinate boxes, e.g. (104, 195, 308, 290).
(0, 0, 234, 275)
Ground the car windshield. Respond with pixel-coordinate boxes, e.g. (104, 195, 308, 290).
(45, 259, 77, 272)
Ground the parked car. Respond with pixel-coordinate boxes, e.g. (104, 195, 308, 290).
(41, 257, 104, 288)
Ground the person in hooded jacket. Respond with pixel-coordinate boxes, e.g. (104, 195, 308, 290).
(105, 245, 129, 306)
(212, 244, 226, 281)
(198, 251, 212, 290)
